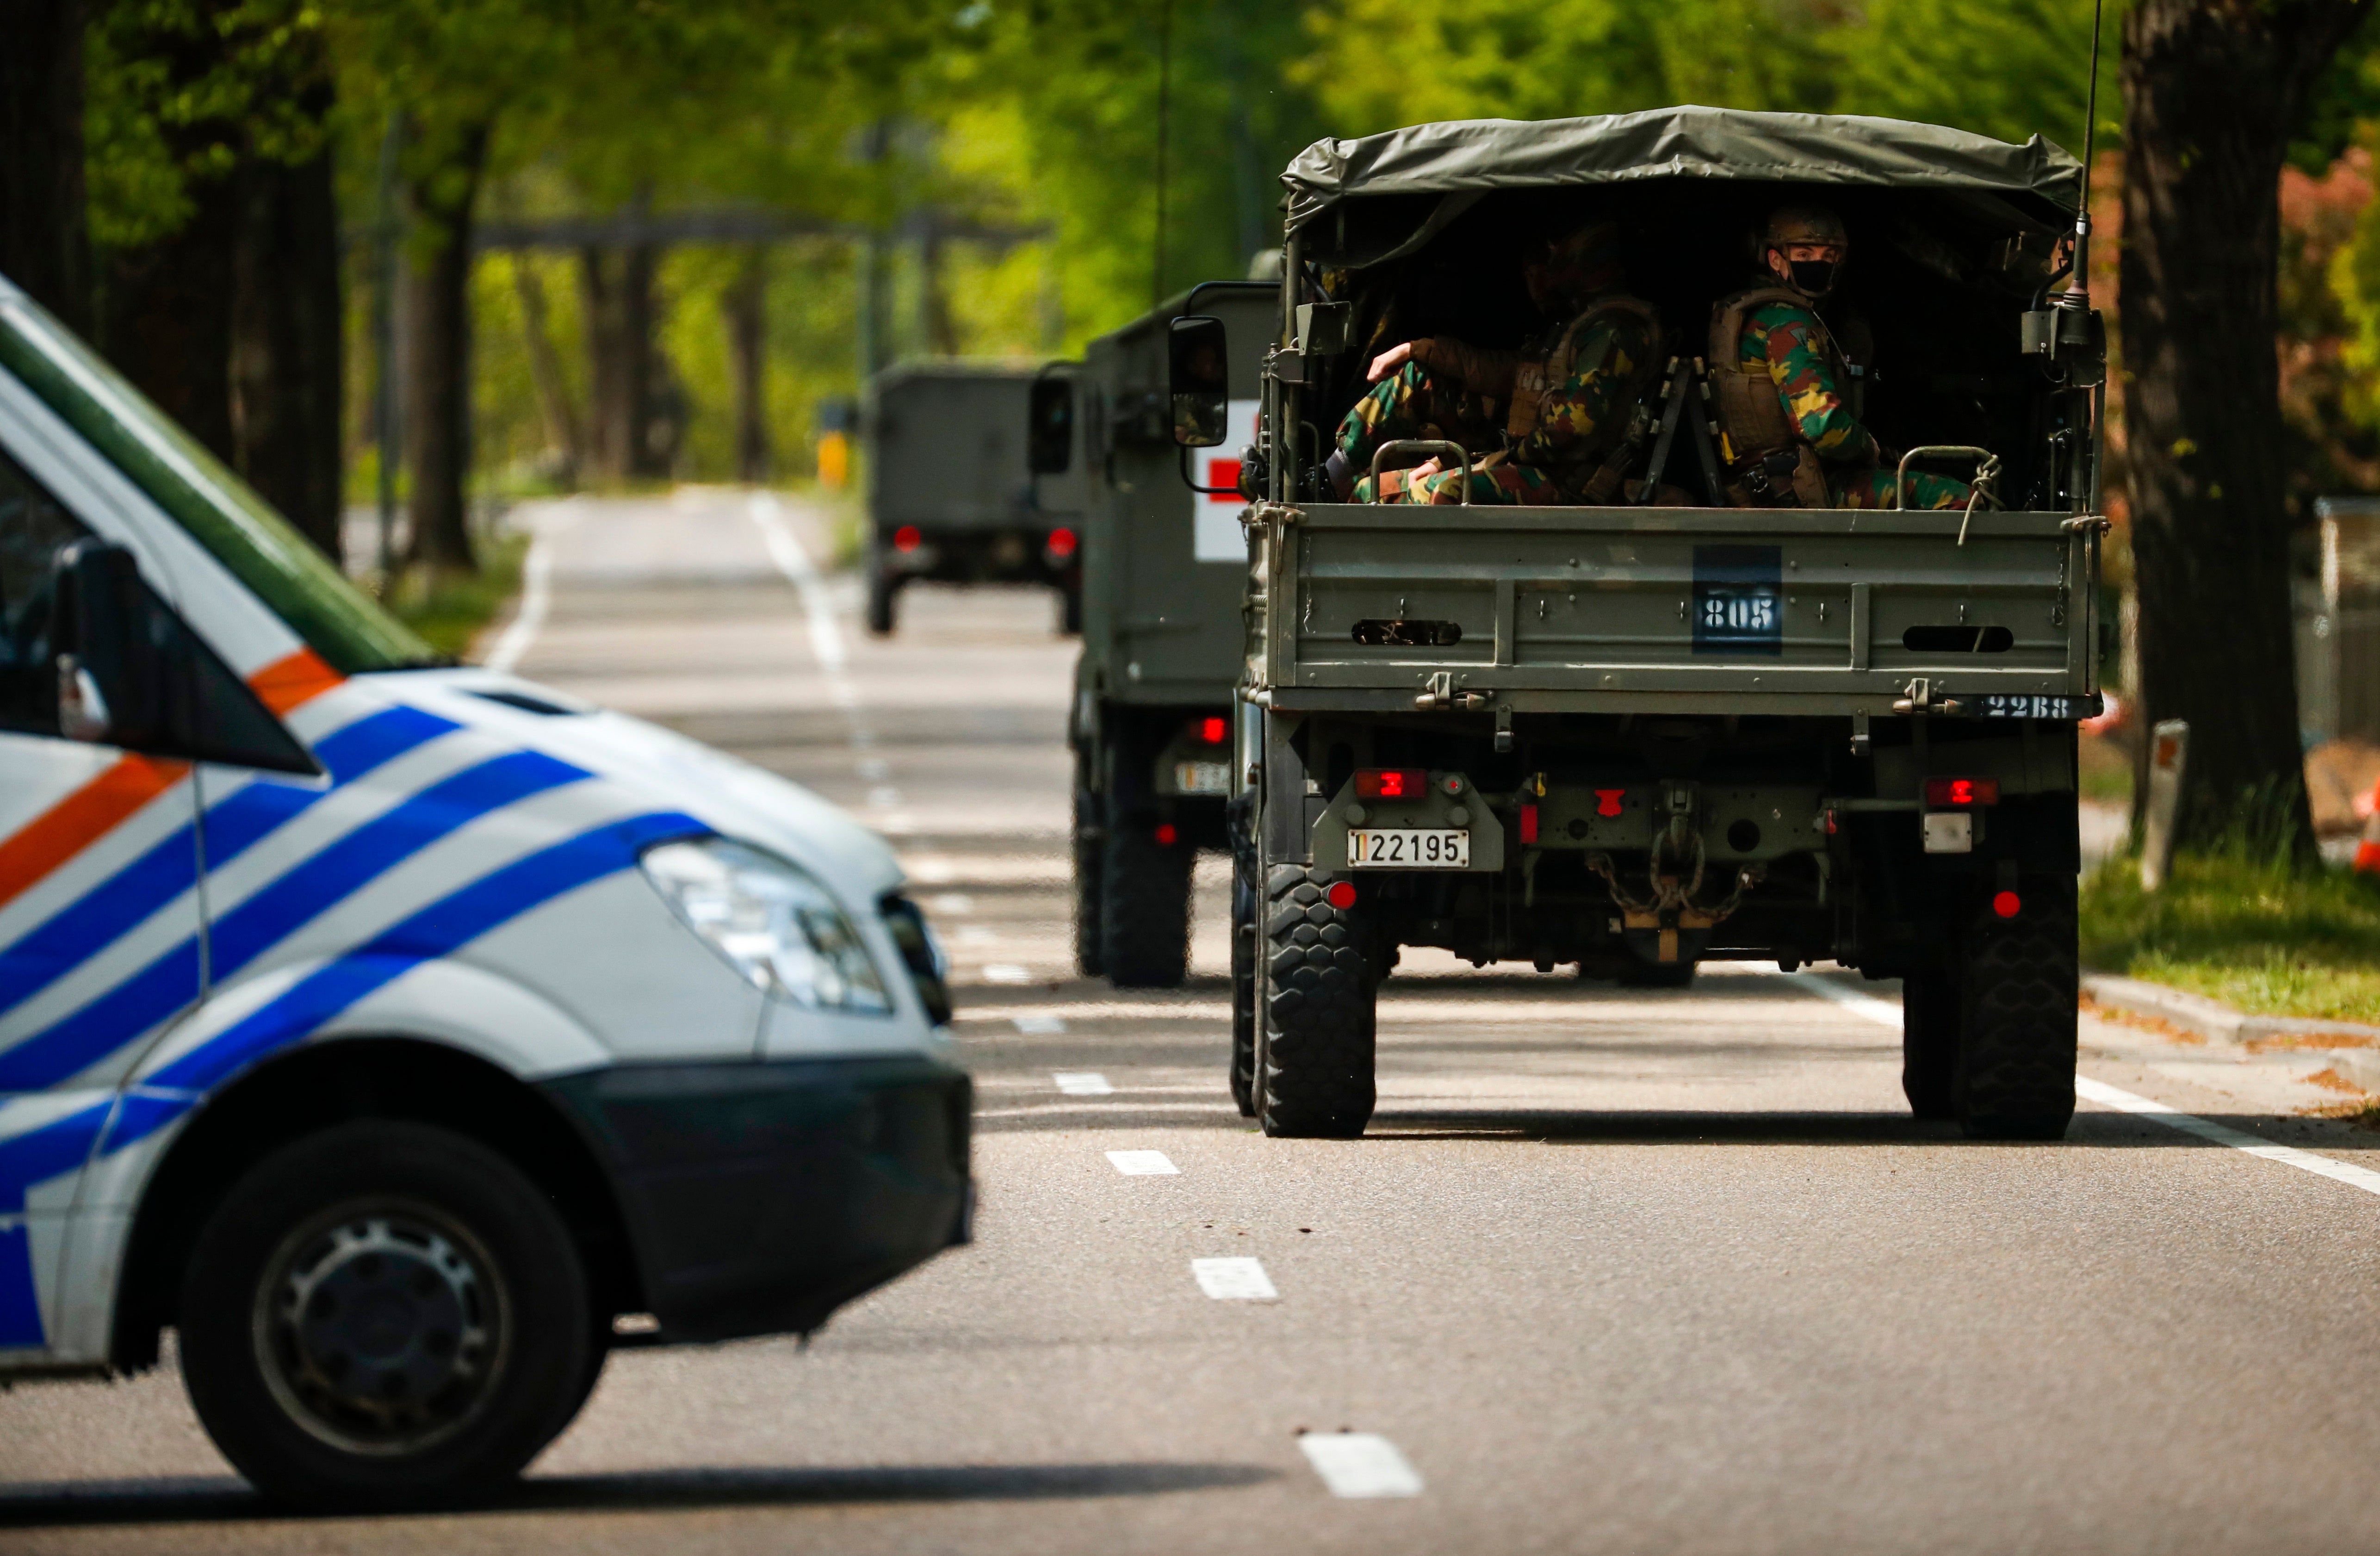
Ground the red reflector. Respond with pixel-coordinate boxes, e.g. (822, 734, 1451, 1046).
(1326, 881, 1357, 909)
(1992, 890, 2022, 919)
(1594, 788, 1625, 818)
(1200, 716, 1227, 744)
(1154, 823, 1178, 846)
(1924, 777, 1999, 807)
(1207, 459, 1243, 501)
(1047, 526, 1078, 558)
(1824, 808, 1839, 835)
(1519, 804, 1539, 844)
(892, 525, 922, 552)
(1356, 768, 1426, 800)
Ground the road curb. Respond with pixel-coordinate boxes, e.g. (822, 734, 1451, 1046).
(2083, 972, 2380, 1091)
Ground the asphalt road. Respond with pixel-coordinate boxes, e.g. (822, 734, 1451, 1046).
(12, 489, 2380, 1554)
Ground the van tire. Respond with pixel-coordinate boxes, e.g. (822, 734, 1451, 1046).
(1102, 819, 1191, 988)
(179, 1121, 593, 1512)
(1258, 863, 1376, 1138)
(1955, 877, 2078, 1140)
(1072, 787, 1106, 977)
(866, 568, 898, 636)
(1901, 964, 1960, 1121)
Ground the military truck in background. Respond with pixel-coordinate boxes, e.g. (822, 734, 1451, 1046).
(864, 362, 1082, 635)
(1032, 284, 1276, 986)
(1175, 107, 2106, 1141)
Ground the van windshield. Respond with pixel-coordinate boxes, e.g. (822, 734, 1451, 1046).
(0, 291, 440, 674)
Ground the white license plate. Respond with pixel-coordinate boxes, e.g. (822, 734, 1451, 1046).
(1346, 828, 1470, 868)
(1172, 760, 1230, 795)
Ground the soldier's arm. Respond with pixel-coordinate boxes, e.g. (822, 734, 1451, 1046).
(1759, 307, 1880, 465)
(1511, 318, 1642, 467)
(1370, 337, 1520, 397)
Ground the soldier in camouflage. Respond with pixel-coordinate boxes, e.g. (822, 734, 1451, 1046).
(1326, 220, 1663, 505)
(1709, 204, 1971, 511)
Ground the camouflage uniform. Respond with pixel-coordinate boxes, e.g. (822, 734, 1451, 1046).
(1342, 299, 1656, 507)
(1736, 300, 1969, 510)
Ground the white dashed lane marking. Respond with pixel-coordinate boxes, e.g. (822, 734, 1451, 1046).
(982, 964, 1033, 985)
(1191, 1257, 1276, 1300)
(1300, 1433, 1423, 1498)
(1012, 1014, 1067, 1035)
(1106, 1150, 1179, 1176)
(1053, 1072, 1111, 1096)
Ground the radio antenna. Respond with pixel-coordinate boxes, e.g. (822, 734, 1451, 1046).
(2070, 0, 2105, 307)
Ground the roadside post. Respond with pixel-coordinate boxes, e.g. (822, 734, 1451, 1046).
(2141, 719, 2190, 890)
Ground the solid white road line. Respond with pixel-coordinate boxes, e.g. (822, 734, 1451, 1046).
(1191, 1257, 1277, 1300)
(1773, 967, 1904, 1028)
(1054, 1071, 1112, 1095)
(483, 520, 562, 673)
(748, 491, 848, 676)
(975, 1102, 1241, 1119)
(1012, 1015, 1067, 1035)
(1299, 1433, 1424, 1499)
(2075, 1077, 2380, 1198)
(1106, 1149, 1179, 1175)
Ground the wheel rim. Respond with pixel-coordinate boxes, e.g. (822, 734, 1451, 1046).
(251, 1197, 512, 1457)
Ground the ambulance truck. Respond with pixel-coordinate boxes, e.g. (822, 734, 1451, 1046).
(0, 273, 971, 1507)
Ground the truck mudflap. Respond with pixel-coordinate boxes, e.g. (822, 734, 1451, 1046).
(541, 1054, 972, 1344)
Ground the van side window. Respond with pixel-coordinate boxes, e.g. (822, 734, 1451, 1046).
(0, 449, 91, 734)
(0, 449, 313, 772)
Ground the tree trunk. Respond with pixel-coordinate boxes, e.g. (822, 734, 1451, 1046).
(512, 258, 582, 487)
(725, 247, 769, 484)
(100, 180, 240, 463)
(578, 242, 660, 483)
(2120, 0, 2370, 860)
(402, 122, 490, 573)
(0, 0, 91, 331)
(230, 150, 345, 564)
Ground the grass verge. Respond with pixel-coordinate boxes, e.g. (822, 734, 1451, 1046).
(2080, 845, 2380, 1025)
(383, 533, 529, 661)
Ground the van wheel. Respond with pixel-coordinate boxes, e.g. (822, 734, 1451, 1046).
(1072, 787, 1106, 978)
(1900, 964, 1959, 1121)
(1955, 877, 2078, 1140)
(179, 1121, 593, 1512)
(1102, 818, 1191, 987)
(1231, 862, 1258, 1117)
(866, 568, 898, 636)
(1258, 862, 1376, 1138)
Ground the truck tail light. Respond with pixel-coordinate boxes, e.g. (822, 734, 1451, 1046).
(1047, 526, 1078, 558)
(1155, 823, 1179, 846)
(1594, 788, 1626, 818)
(1200, 716, 1227, 744)
(1355, 768, 1426, 800)
(1519, 803, 1539, 844)
(1923, 777, 1999, 807)
(1993, 890, 2022, 918)
(893, 524, 923, 552)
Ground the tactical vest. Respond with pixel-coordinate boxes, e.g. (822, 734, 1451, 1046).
(1707, 286, 1859, 508)
(1504, 296, 1664, 499)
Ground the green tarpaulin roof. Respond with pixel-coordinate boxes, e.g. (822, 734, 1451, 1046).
(1282, 106, 2082, 240)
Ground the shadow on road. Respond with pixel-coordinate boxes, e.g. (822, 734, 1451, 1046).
(0, 1461, 1278, 1529)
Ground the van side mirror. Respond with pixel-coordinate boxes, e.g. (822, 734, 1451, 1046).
(1168, 316, 1229, 448)
(50, 540, 163, 747)
(1028, 377, 1074, 474)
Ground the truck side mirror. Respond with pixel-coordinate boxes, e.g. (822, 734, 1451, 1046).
(1028, 377, 1075, 474)
(1168, 316, 1229, 448)
(50, 540, 163, 748)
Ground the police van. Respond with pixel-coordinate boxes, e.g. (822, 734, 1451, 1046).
(0, 273, 971, 1507)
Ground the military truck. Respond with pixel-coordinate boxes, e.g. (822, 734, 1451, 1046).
(864, 362, 1082, 634)
(1173, 107, 2106, 1139)
(1033, 285, 1277, 985)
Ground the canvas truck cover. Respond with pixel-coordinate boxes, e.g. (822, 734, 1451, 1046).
(1282, 106, 2082, 266)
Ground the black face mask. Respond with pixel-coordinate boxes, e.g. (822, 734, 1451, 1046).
(1789, 258, 1838, 297)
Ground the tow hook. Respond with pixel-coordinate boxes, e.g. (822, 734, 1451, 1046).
(1893, 676, 1964, 716)
(1415, 672, 1491, 712)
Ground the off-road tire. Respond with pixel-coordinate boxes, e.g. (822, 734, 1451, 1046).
(865, 567, 898, 636)
(180, 1122, 593, 1512)
(1258, 862, 1376, 1138)
(1955, 876, 2078, 1140)
(1101, 819, 1191, 987)
(1900, 964, 1960, 1121)
(1072, 787, 1105, 978)
(1618, 958, 1697, 989)
(1231, 862, 1259, 1117)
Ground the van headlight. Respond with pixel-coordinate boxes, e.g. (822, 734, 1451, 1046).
(640, 838, 891, 1013)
